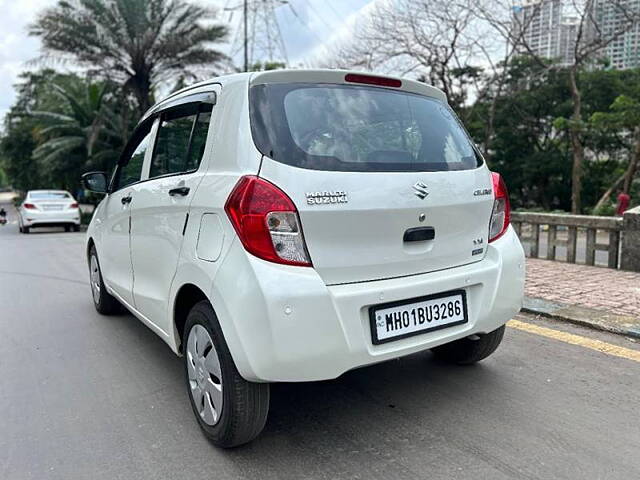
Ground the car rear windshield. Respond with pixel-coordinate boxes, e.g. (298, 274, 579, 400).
(30, 192, 71, 200)
(249, 83, 481, 172)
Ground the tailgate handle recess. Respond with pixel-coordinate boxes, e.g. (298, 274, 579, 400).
(403, 227, 435, 242)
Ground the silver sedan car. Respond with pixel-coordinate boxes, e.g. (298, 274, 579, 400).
(18, 190, 81, 233)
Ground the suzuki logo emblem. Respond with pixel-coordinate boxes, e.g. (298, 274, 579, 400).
(413, 181, 429, 199)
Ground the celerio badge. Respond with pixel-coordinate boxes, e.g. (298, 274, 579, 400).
(413, 181, 429, 199)
(473, 188, 492, 196)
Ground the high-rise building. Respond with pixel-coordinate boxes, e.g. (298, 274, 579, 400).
(512, 0, 578, 65)
(589, 0, 640, 69)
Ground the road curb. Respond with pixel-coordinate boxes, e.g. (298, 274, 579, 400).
(522, 296, 640, 339)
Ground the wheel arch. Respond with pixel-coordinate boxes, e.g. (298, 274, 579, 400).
(173, 283, 210, 354)
(86, 237, 95, 263)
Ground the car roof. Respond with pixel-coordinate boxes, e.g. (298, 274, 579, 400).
(143, 69, 447, 120)
(28, 190, 72, 196)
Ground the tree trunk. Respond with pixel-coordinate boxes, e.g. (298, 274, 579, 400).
(594, 172, 625, 211)
(129, 71, 153, 114)
(568, 67, 584, 214)
(622, 126, 640, 195)
(134, 82, 152, 114)
(593, 128, 640, 210)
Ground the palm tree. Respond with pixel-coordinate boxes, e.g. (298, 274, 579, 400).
(30, 0, 228, 113)
(30, 77, 135, 189)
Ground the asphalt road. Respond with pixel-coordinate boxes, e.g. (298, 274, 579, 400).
(1, 201, 639, 480)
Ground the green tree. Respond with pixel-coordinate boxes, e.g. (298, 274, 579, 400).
(30, 0, 228, 113)
(0, 70, 136, 192)
(466, 59, 638, 213)
(0, 119, 42, 192)
(31, 77, 136, 190)
(466, 57, 573, 210)
(590, 72, 640, 208)
(0, 70, 61, 192)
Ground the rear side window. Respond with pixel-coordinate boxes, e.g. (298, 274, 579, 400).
(149, 104, 212, 179)
(250, 83, 481, 172)
(30, 192, 71, 200)
(185, 111, 211, 172)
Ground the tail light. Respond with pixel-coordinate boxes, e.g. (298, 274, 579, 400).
(69, 202, 79, 209)
(225, 176, 311, 266)
(345, 73, 402, 88)
(489, 172, 511, 242)
(23, 203, 37, 210)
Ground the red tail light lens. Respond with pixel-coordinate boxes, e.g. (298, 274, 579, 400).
(224, 176, 311, 266)
(489, 172, 511, 242)
(69, 202, 79, 209)
(23, 203, 37, 210)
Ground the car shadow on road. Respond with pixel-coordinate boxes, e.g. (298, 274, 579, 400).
(102, 306, 510, 474)
(216, 353, 511, 477)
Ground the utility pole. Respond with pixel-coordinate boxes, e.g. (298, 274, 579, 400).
(227, 0, 288, 71)
(243, 0, 248, 72)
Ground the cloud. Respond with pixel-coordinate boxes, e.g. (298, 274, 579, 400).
(0, 0, 377, 124)
(210, 0, 376, 68)
(302, 0, 387, 65)
(0, 0, 56, 124)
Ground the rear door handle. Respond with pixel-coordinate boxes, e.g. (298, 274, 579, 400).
(121, 195, 132, 205)
(403, 226, 435, 242)
(169, 186, 190, 197)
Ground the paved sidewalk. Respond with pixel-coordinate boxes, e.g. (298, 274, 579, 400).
(524, 258, 640, 336)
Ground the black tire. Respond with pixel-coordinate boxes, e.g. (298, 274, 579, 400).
(23, 226, 30, 234)
(431, 325, 506, 365)
(64, 225, 71, 232)
(88, 245, 123, 315)
(73, 224, 81, 232)
(184, 300, 270, 448)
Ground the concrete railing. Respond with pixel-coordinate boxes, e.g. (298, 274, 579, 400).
(511, 211, 624, 269)
(620, 205, 640, 272)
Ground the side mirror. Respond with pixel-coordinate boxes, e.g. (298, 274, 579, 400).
(82, 171, 108, 194)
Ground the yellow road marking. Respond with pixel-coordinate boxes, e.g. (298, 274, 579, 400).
(507, 319, 640, 364)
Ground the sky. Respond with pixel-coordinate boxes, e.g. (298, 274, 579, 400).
(0, 0, 379, 122)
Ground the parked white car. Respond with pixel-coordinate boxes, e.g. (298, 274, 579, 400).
(18, 190, 81, 233)
(82, 70, 525, 447)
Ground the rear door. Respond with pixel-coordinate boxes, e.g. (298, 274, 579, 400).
(252, 82, 495, 285)
(129, 99, 214, 332)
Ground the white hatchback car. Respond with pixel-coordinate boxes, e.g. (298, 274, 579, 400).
(82, 70, 525, 447)
(18, 190, 81, 233)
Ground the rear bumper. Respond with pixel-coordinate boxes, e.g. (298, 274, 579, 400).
(21, 210, 80, 227)
(212, 226, 525, 382)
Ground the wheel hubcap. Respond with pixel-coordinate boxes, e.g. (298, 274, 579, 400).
(90, 255, 101, 303)
(186, 324, 223, 426)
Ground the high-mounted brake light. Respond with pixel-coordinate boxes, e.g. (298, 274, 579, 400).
(488, 172, 511, 242)
(23, 203, 37, 210)
(225, 176, 311, 267)
(345, 73, 402, 88)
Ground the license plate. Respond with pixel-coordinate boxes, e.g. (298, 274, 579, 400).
(369, 290, 468, 345)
